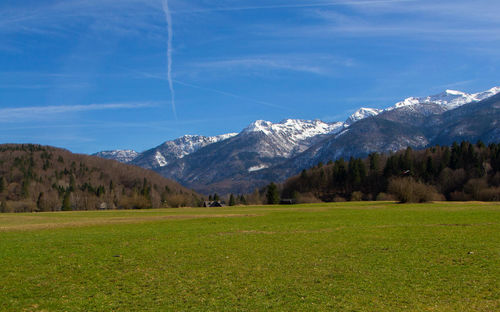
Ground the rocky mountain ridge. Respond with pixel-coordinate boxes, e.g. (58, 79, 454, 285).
(94, 86, 500, 194)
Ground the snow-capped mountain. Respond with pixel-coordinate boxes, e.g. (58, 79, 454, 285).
(155, 118, 345, 194)
(391, 87, 500, 111)
(93, 150, 139, 163)
(131, 133, 238, 169)
(94, 86, 500, 195)
(342, 87, 500, 125)
(242, 119, 344, 158)
(345, 108, 383, 125)
(254, 91, 500, 187)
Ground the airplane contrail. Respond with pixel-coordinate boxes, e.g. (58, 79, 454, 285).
(161, 0, 176, 118)
(173, 79, 290, 111)
(171, 0, 415, 14)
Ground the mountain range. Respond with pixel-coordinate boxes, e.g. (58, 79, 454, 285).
(94, 87, 500, 194)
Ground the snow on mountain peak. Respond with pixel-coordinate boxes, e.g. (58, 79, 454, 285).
(345, 107, 382, 125)
(241, 118, 344, 158)
(93, 150, 139, 163)
(391, 86, 500, 111)
(244, 119, 343, 139)
(160, 133, 238, 160)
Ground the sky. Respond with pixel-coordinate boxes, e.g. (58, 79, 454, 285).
(0, 0, 499, 154)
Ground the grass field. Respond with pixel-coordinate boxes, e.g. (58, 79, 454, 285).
(0, 202, 499, 311)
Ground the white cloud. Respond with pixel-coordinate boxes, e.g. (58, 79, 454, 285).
(0, 102, 157, 122)
(191, 54, 354, 76)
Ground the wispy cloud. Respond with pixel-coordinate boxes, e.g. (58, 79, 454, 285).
(0, 0, 164, 37)
(191, 54, 354, 76)
(171, 0, 415, 14)
(298, 0, 500, 42)
(0, 102, 157, 122)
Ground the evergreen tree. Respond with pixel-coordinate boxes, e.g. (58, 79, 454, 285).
(369, 152, 380, 172)
(0, 176, 5, 193)
(239, 195, 247, 205)
(213, 193, 220, 201)
(425, 156, 435, 181)
(69, 175, 76, 192)
(62, 192, 71, 211)
(333, 158, 347, 188)
(229, 194, 236, 206)
(266, 182, 280, 205)
(37, 192, 44, 212)
(0, 201, 7, 213)
(21, 180, 29, 198)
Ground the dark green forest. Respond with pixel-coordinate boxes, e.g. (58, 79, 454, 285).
(0, 144, 201, 212)
(277, 141, 500, 203)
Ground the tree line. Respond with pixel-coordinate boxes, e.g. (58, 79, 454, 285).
(265, 141, 500, 203)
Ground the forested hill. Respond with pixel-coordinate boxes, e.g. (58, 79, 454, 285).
(0, 144, 201, 213)
(278, 141, 500, 203)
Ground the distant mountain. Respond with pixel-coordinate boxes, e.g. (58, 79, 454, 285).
(391, 87, 500, 111)
(93, 150, 139, 163)
(94, 86, 500, 195)
(345, 108, 382, 126)
(131, 133, 237, 170)
(256, 92, 500, 183)
(156, 119, 343, 194)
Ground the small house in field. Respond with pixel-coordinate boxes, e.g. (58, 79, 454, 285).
(203, 201, 226, 207)
(98, 202, 108, 210)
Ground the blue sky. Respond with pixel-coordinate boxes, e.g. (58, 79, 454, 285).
(1, 0, 499, 154)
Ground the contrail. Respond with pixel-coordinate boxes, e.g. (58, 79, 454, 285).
(171, 0, 415, 14)
(161, 0, 176, 118)
(173, 79, 290, 111)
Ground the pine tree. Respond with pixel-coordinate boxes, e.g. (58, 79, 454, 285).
(229, 194, 236, 206)
(37, 192, 44, 212)
(266, 182, 280, 205)
(239, 195, 247, 205)
(69, 175, 76, 192)
(0, 176, 5, 193)
(21, 180, 29, 198)
(62, 192, 71, 211)
(369, 152, 380, 172)
(213, 193, 220, 201)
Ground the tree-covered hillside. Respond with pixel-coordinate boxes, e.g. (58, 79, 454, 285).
(0, 144, 201, 212)
(278, 141, 500, 203)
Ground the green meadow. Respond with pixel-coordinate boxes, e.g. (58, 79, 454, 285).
(0, 202, 499, 311)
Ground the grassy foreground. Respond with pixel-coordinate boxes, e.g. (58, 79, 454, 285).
(0, 202, 499, 311)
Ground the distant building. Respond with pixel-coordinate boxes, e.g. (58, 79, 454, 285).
(203, 201, 226, 207)
(98, 202, 108, 210)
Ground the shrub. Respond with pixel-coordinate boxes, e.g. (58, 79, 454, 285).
(376, 192, 395, 201)
(477, 187, 500, 201)
(333, 195, 346, 202)
(296, 192, 322, 204)
(388, 177, 442, 203)
(350, 191, 364, 201)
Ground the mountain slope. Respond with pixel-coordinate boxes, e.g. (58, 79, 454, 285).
(93, 150, 139, 163)
(0, 144, 200, 212)
(157, 119, 343, 194)
(259, 93, 500, 183)
(131, 133, 237, 170)
(92, 86, 500, 195)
